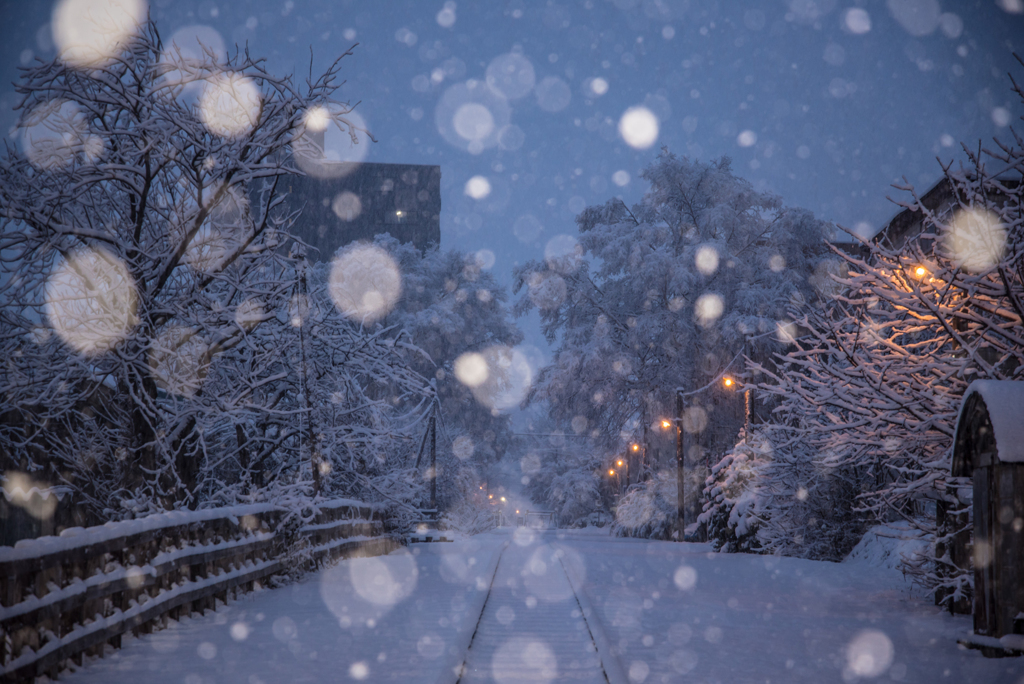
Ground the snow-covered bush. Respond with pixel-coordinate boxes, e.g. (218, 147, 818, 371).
(699, 435, 767, 553)
(612, 470, 678, 540)
(701, 428, 869, 560)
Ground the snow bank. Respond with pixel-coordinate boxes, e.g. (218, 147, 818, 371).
(842, 521, 928, 573)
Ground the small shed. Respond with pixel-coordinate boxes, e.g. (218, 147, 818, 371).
(952, 380, 1024, 639)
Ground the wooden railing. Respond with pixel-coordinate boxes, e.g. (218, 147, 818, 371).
(0, 500, 402, 683)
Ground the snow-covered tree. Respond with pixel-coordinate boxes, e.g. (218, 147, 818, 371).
(699, 426, 864, 560)
(513, 151, 834, 527)
(745, 61, 1024, 604)
(376, 235, 524, 495)
(0, 21, 420, 518)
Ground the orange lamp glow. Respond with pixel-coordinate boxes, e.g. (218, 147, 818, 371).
(631, 444, 640, 452)
(608, 469, 616, 476)
(723, 377, 734, 387)
(661, 420, 671, 429)
(914, 266, 927, 277)
(616, 459, 624, 467)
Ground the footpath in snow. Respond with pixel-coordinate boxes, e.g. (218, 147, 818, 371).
(58, 528, 1023, 684)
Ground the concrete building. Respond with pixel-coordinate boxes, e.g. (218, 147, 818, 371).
(281, 133, 441, 261)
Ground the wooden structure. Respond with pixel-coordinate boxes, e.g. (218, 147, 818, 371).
(952, 380, 1024, 642)
(0, 500, 399, 682)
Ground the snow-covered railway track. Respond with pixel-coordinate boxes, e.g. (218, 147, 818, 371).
(451, 537, 623, 684)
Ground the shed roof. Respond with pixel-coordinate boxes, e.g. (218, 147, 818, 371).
(954, 380, 1024, 471)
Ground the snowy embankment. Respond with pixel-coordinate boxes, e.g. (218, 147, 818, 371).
(58, 529, 1020, 684)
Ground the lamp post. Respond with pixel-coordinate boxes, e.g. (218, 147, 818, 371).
(723, 376, 751, 438)
(608, 468, 621, 498)
(675, 390, 685, 541)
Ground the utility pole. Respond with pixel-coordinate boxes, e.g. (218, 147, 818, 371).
(296, 257, 321, 495)
(675, 390, 685, 541)
(429, 404, 437, 511)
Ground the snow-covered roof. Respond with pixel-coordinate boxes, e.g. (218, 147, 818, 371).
(954, 380, 1024, 471)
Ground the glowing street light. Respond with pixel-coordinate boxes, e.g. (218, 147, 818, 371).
(661, 419, 671, 429)
(723, 375, 752, 438)
(616, 459, 624, 467)
(631, 443, 640, 452)
(914, 265, 927, 278)
(608, 469, 616, 477)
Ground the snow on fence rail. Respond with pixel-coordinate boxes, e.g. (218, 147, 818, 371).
(0, 500, 402, 683)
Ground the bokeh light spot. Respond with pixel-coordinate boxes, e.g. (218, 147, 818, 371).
(486, 52, 536, 100)
(944, 208, 1006, 272)
(694, 293, 724, 327)
(619, 107, 659, 149)
(492, 637, 557, 684)
(46, 248, 138, 355)
(452, 435, 475, 460)
(545, 235, 582, 274)
(454, 103, 495, 142)
(695, 246, 719, 276)
(736, 130, 757, 147)
(673, 565, 697, 590)
(887, 0, 940, 37)
(293, 107, 371, 179)
(52, 0, 146, 70)
(199, 72, 261, 138)
(304, 105, 331, 132)
(590, 77, 609, 96)
(148, 326, 210, 398)
(465, 175, 492, 199)
(329, 244, 402, 324)
(332, 191, 363, 221)
(528, 272, 567, 310)
(843, 7, 872, 34)
(536, 76, 572, 112)
(467, 346, 533, 411)
(845, 630, 894, 677)
(19, 99, 100, 170)
(350, 550, 418, 607)
(474, 249, 496, 269)
(436, 2, 456, 28)
(454, 352, 489, 388)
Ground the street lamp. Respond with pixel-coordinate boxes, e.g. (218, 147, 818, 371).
(722, 376, 751, 439)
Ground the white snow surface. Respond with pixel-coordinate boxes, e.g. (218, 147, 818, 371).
(958, 379, 1024, 463)
(843, 522, 929, 573)
(56, 530, 1021, 684)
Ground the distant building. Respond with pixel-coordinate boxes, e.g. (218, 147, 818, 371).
(872, 177, 956, 250)
(870, 174, 1019, 251)
(281, 132, 441, 261)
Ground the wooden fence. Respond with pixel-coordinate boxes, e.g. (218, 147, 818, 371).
(0, 500, 402, 683)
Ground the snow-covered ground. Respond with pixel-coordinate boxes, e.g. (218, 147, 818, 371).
(58, 528, 1022, 684)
